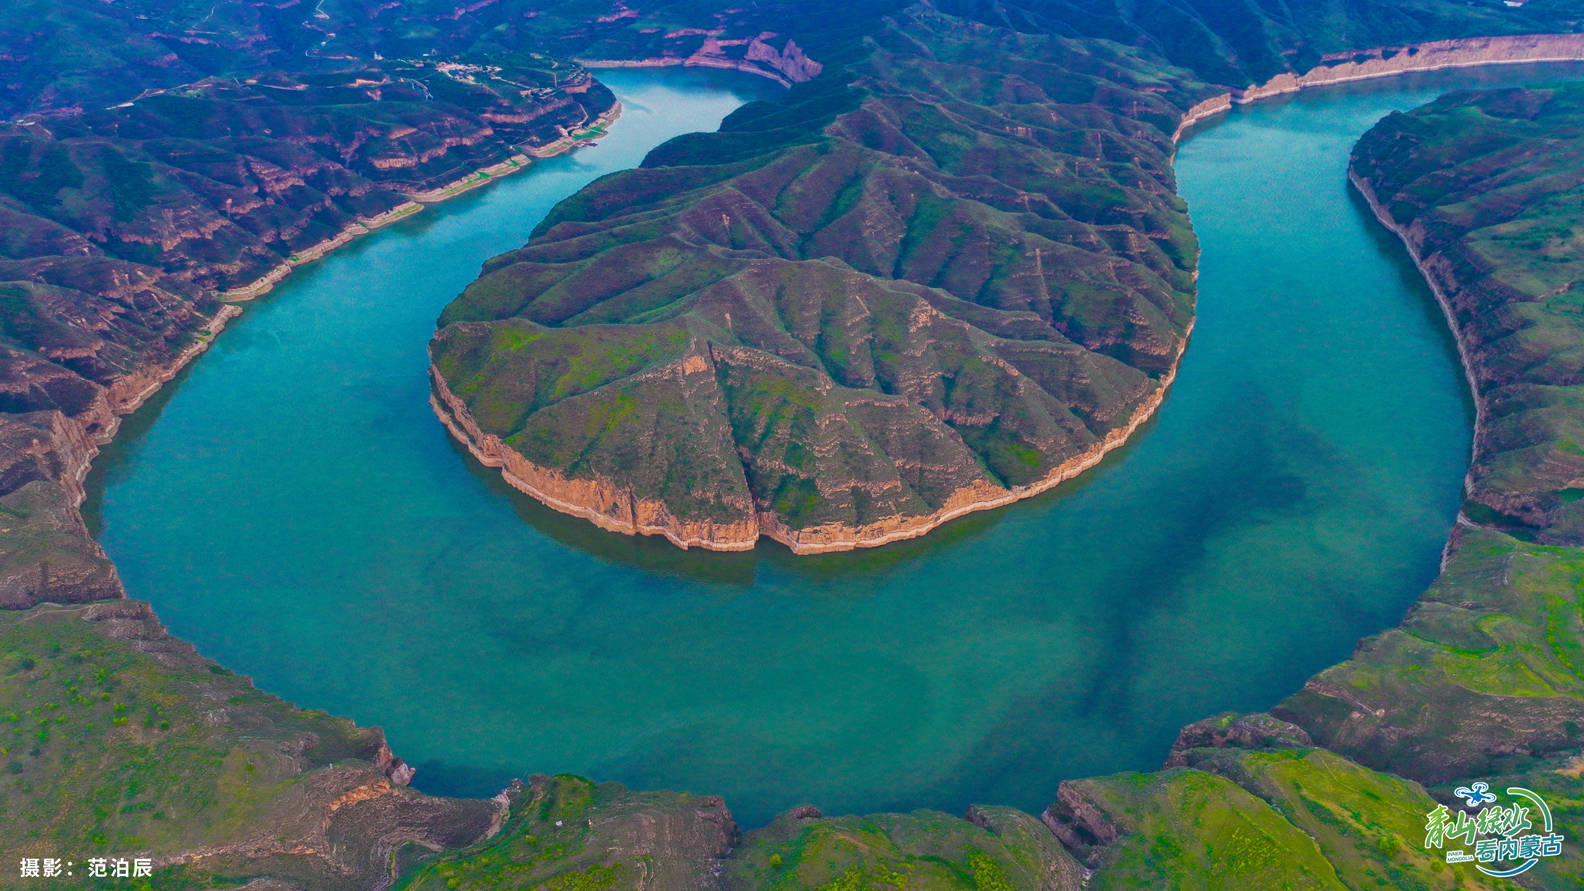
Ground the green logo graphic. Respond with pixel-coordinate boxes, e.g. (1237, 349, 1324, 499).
(1424, 784, 1564, 878)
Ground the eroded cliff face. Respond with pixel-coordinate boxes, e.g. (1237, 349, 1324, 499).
(434, 317, 1190, 553)
(580, 34, 823, 86)
(431, 366, 763, 550)
(1175, 33, 1584, 140)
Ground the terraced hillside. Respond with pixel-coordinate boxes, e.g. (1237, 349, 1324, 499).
(0, 58, 615, 608)
(432, 9, 1202, 551)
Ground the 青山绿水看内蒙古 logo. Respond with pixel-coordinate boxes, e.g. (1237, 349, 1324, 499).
(1424, 782, 1565, 877)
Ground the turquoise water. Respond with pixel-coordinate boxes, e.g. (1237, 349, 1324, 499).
(87, 63, 1584, 827)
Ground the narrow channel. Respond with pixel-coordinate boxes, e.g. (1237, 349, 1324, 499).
(86, 63, 1583, 827)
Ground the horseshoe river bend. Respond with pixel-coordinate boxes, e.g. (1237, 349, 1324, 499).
(85, 63, 1584, 827)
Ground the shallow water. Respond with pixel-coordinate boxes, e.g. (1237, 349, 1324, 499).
(88, 63, 1584, 827)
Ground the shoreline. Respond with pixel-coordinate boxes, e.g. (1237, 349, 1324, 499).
(1348, 169, 1486, 551)
(429, 369, 761, 551)
(216, 202, 422, 301)
(576, 36, 822, 87)
(1171, 33, 1584, 143)
(57, 301, 245, 517)
(579, 56, 795, 88)
(219, 103, 623, 303)
(762, 320, 1195, 554)
(59, 93, 624, 527)
(432, 319, 1195, 555)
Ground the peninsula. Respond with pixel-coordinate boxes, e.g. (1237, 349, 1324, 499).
(430, 16, 1584, 553)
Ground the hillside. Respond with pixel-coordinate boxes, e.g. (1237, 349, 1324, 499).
(431, 8, 1202, 551)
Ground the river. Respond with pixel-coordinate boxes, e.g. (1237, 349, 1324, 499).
(85, 62, 1584, 827)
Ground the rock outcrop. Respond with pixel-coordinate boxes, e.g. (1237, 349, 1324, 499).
(581, 34, 824, 86)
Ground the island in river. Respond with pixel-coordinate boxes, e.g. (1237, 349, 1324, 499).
(9, 0, 1584, 888)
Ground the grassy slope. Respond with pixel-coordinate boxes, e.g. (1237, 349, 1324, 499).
(722, 806, 1085, 891)
(0, 601, 498, 889)
(1049, 746, 1494, 891)
(398, 774, 734, 891)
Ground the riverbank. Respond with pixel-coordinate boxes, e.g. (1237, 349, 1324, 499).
(577, 34, 822, 87)
(433, 311, 1193, 553)
(38, 93, 623, 586)
(216, 204, 422, 301)
(83, 94, 621, 471)
(1172, 32, 1584, 143)
(1348, 171, 1485, 511)
(762, 319, 1195, 554)
(218, 104, 623, 304)
(429, 365, 762, 551)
